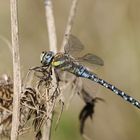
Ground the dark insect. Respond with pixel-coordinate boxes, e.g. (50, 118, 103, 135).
(38, 34, 140, 138)
(40, 34, 140, 109)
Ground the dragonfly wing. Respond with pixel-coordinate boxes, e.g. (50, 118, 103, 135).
(64, 34, 84, 55)
(64, 34, 104, 66)
(77, 53, 104, 66)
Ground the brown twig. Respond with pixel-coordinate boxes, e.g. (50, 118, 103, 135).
(60, 0, 79, 52)
(10, 0, 22, 140)
(0, 106, 12, 114)
(44, 0, 57, 53)
(59, 0, 80, 98)
(43, 0, 57, 140)
(42, 0, 79, 139)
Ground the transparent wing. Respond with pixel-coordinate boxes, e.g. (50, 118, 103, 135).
(64, 34, 104, 66)
(64, 34, 84, 54)
(77, 53, 104, 66)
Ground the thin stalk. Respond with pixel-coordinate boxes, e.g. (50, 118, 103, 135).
(44, 0, 57, 53)
(60, 0, 79, 52)
(43, 0, 79, 139)
(10, 0, 21, 140)
(43, 0, 57, 140)
(59, 0, 80, 98)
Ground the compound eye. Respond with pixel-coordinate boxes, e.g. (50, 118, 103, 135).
(48, 52, 52, 57)
(46, 54, 50, 58)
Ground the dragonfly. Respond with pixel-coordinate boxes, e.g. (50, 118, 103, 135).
(40, 34, 140, 110)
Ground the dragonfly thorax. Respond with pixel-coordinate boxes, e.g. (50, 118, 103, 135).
(40, 51, 55, 66)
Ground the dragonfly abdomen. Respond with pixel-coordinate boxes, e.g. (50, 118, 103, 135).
(80, 68, 140, 109)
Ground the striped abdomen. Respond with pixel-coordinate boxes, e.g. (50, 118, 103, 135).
(73, 65, 140, 109)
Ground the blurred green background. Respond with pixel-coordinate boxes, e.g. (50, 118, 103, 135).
(0, 0, 140, 140)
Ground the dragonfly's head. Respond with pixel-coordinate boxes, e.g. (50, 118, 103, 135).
(40, 51, 54, 66)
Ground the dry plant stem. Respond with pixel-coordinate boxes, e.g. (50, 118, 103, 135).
(0, 106, 12, 114)
(60, 0, 79, 100)
(60, 0, 79, 52)
(10, 0, 22, 140)
(43, 0, 57, 140)
(44, 0, 57, 53)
